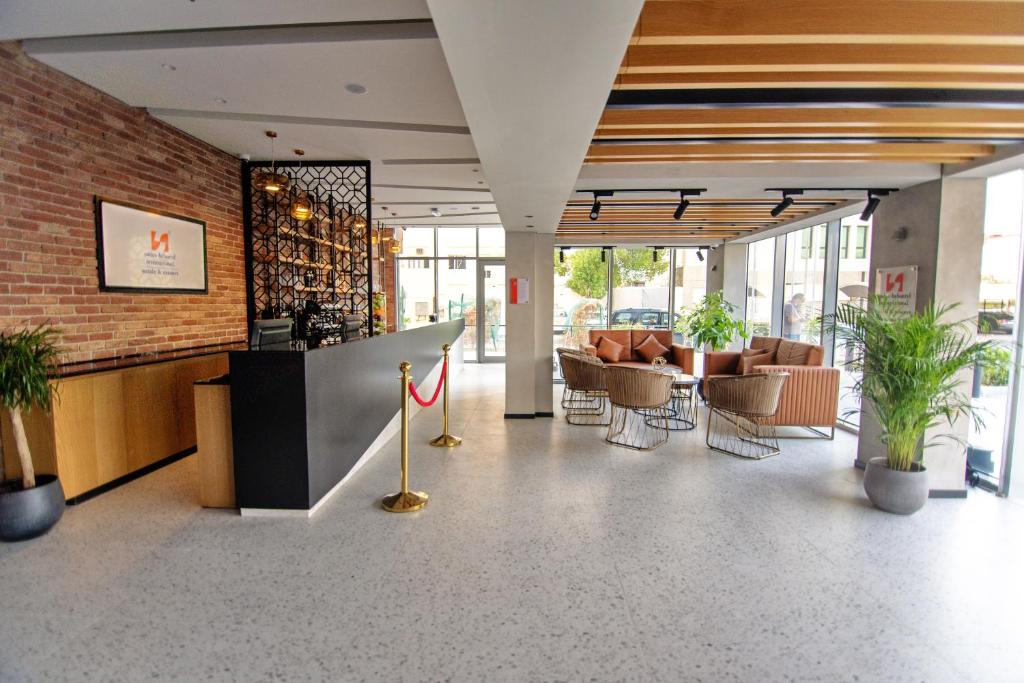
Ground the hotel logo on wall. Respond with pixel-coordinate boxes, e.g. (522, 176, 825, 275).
(95, 198, 208, 293)
(875, 265, 917, 316)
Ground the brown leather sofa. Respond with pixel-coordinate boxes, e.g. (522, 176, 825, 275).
(581, 329, 694, 375)
(704, 336, 839, 437)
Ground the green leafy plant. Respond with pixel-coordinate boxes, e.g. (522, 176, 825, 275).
(0, 326, 61, 491)
(676, 292, 748, 351)
(553, 248, 668, 299)
(827, 298, 994, 472)
(981, 344, 1012, 386)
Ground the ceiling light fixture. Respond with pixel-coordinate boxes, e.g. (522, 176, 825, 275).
(765, 187, 897, 221)
(252, 130, 290, 195)
(344, 83, 367, 94)
(652, 248, 661, 263)
(860, 190, 893, 221)
(558, 248, 567, 263)
(289, 149, 313, 222)
(696, 248, 705, 262)
(430, 208, 442, 217)
(600, 248, 607, 263)
(589, 199, 601, 221)
(673, 192, 690, 220)
(770, 190, 802, 218)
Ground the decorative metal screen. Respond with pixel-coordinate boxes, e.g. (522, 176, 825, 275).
(243, 160, 372, 345)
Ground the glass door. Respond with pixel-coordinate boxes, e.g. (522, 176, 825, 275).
(478, 259, 506, 362)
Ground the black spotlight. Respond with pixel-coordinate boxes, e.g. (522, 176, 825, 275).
(673, 197, 690, 220)
(559, 248, 567, 263)
(771, 194, 795, 218)
(589, 199, 601, 221)
(696, 248, 704, 262)
(652, 248, 660, 263)
(600, 248, 607, 263)
(861, 193, 882, 221)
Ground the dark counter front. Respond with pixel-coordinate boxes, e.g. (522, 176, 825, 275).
(229, 320, 465, 511)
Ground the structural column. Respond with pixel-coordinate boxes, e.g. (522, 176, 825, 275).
(505, 231, 555, 418)
(856, 177, 987, 496)
(705, 243, 748, 351)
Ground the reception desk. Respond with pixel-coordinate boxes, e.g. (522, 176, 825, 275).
(0, 344, 238, 501)
(229, 319, 465, 514)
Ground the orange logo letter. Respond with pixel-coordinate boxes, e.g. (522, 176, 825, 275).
(151, 231, 169, 252)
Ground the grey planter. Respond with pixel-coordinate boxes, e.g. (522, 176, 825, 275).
(863, 456, 928, 515)
(0, 474, 65, 542)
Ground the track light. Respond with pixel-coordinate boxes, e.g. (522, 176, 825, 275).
(696, 248, 704, 262)
(861, 193, 882, 221)
(558, 248, 566, 263)
(600, 248, 607, 263)
(653, 248, 660, 263)
(673, 194, 690, 220)
(589, 199, 601, 221)
(430, 207, 442, 217)
(771, 194, 795, 218)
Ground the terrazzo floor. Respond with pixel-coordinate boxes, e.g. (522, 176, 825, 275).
(2, 364, 1023, 682)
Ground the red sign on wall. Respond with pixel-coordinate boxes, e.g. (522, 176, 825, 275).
(875, 265, 917, 316)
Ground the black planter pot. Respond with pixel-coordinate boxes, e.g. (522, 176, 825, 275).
(0, 474, 65, 542)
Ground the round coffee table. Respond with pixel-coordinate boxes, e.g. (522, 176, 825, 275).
(645, 370, 699, 431)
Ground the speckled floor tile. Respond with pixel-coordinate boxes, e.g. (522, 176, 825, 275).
(2, 364, 1023, 682)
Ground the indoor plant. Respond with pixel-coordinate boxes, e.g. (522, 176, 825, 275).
(0, 325, 64, 541)
(828, 299, 993, 514)
(676, 291, 748, 351)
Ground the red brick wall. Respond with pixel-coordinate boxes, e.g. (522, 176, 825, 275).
(0, 42, 246, 363)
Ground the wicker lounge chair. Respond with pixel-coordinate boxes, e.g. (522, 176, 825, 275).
(705, 373, 790, 459)
(604, 365, 674, 450)
(557, 347, 609, 425)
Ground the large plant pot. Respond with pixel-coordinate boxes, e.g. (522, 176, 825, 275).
(863, 457, 928, 515)
(0, 474, 65, 542)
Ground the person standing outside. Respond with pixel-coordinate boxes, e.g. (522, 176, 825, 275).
(783, 293, 805, 341)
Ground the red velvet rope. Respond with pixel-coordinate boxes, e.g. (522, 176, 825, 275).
(409, 358, 447, 407)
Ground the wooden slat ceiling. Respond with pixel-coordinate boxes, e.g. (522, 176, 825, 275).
(587, 0, 1024, 165)
(562, 1, 1024, 239)
(559, 197, 846, 239)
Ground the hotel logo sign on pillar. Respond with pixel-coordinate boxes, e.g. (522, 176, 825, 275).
(875, 265, 917, 316)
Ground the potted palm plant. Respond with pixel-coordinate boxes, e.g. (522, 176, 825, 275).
(828, 299, 993, 515)
(676, 291, 748, 351)
(0, 326, 64, 542)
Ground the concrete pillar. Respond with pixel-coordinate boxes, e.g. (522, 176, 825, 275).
(856, 177, 986, 496)
(705, 243, 748, 351)
(505, 231, 554, 418)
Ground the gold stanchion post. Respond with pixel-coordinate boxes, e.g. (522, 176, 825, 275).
(429, 344, 462, 447)
(382, 361, 429, 512)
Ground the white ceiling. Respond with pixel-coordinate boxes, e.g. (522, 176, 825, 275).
(0, 1, 430, 39)
(427, 0, 644, 234)
(16, 5, 491, 229)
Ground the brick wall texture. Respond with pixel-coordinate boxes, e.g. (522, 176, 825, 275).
(0, 41, 247, 363)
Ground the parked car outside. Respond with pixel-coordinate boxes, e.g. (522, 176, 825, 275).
(978, 310, 1014, 335)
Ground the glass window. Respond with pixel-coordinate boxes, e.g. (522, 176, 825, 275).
(782, 224, 827, 344)
(855, 225, 868, 259)
(478, 227, 505, 257)
(745, 238, 775, 337)
(438, 227, 476, 257)
(672, 248, 708, 340)
(834, 216, 873, 428)
(610, 248, 670, 329)
(970, 169, 1024, 489)
(438, 257, 477, 357)
(397, 259, 435, 328)
(553, 248, 608, 362)
(399, 227, 434, 257)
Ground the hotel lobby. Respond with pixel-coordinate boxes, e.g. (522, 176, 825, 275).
(2, 1, 1024, 681)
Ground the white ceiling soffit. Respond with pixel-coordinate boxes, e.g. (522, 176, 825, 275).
(0, 0, 430, 40)
(426, 0, 644, 233)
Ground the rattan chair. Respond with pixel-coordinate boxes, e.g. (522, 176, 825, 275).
(705, 372, 790, 459)
(557, 348, 609, 425)
(604, 366, 674, 450)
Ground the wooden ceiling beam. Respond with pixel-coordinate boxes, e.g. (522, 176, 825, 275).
(586, 142, 992, 158)
(597, 107, 1024, 128)
(612, 71, 1024, 90)
(584, 156, 979, 163)
(620, 44, 1024, 73)
(633, 1, 1024, 46)
(593, 126, 1024, 139)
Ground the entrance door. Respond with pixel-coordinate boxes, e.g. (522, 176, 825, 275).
(477, 260, 506, 362)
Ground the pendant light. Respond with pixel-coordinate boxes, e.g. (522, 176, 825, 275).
(289, 149, 313, 222)
(252, 131, 290, 195)
(345, 203, 368, 234)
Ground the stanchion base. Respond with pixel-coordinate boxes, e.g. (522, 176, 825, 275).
(381, 490, 429, 513)
(429, 434, 463, 448)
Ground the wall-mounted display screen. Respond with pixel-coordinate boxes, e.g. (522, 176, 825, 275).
(95, 198, 207, 293)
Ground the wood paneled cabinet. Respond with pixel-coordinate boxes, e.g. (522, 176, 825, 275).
(1, 353, 228, 500)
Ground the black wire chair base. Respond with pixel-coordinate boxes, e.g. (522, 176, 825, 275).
(606, 404, 671, 451)
(706, 408, 781, 459)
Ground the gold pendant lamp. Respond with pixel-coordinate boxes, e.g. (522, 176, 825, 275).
(289, 149, 313, 222)
(252, 131, 290, 195)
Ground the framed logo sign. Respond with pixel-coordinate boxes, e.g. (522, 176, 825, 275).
(95, 197, 208, 293)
